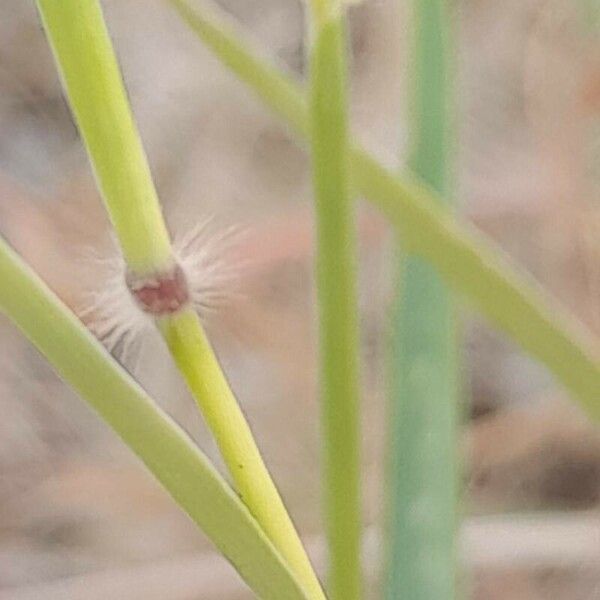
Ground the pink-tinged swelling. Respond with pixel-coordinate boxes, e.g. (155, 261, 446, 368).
(127, 264, 190, 316)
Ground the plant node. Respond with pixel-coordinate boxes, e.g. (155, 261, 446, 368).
(126, 263, 190, 316)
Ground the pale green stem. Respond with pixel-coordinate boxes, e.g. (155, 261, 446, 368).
(0, 237, 310, 600)
(308, 3, 362, 599)
(166, 0, 600, 419)
(385, 1, 459, 599)
(580, 0, 600, 29)
(35, 1, 325, 596)
(309, 1, 328, 27)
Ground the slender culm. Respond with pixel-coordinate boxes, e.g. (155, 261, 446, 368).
(307, 1, 362, 598)
(385, 1, 460, 599)
(0, 238, 312, 600)
(34, 2, 325, 598)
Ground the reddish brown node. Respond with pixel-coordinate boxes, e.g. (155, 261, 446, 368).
(126, 263, 190, 316)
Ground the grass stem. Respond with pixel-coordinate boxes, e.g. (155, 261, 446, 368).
(35, 2, 325, 597)
(308, 2, 362, 598)
(159, 309, 326, 600)
(385, 1, 459, 598)
(36, 0, 172, 274)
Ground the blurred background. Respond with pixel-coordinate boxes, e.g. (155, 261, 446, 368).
(0, 0, 599, 598)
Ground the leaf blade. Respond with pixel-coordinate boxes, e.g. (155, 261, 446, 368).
(0, 237, 310, 600)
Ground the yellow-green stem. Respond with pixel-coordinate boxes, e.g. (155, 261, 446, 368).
(308, 4, 362, 599)
(36, 2, 325, 596)
(159, 309, 326, 600)
(36, 0, 171, 274)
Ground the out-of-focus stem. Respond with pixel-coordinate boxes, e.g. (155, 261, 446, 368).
(307, 2, 362, 599)
(385, 3, 459, 597)
(167, 0, 600, 419)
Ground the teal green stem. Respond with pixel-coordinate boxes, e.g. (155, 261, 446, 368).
(385, 1, 459, 599)
(0, 238, 311, 600)
(166, 0, 600, 420)
(309, 12, 362, 600)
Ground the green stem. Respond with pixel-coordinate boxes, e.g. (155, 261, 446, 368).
(36, 0, 171, 274)
(580, 0, 600, 30)
(159, 310, 326, 600)
(0, 238, 310, 600)
(166, 0, 600, 420)
(308, 7, 362, 600)
(35, 2, 325, 596)
(385, 2, 459, 599)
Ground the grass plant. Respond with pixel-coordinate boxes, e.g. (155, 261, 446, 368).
(0, 1, 597, 599)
